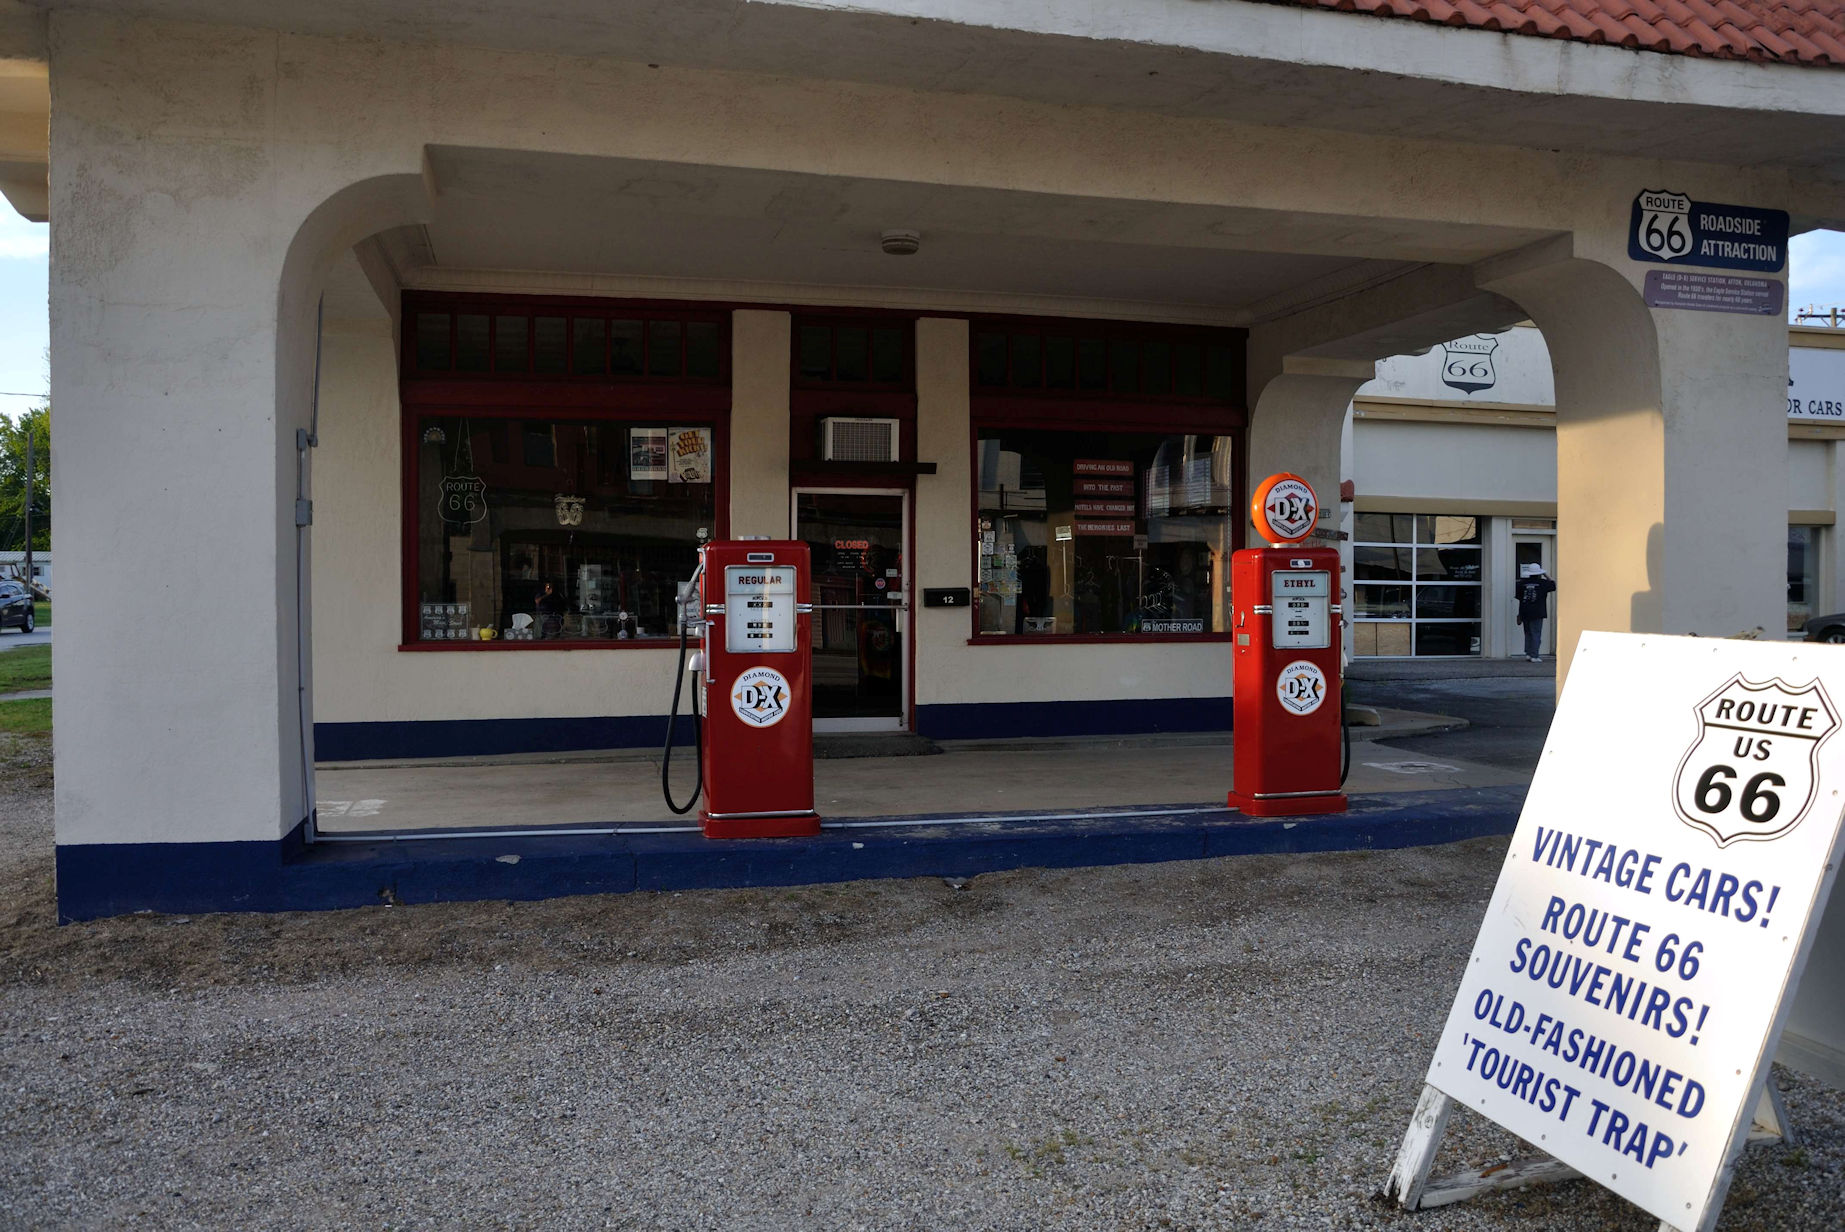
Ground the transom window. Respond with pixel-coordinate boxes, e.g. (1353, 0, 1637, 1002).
(973, 322, 1240, 400)
(407, 298, 726, 382)
(795, 318, 909, 386)
(1352, 513, 1483, 657)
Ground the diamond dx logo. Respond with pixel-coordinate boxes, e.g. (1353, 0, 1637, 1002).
(1262, 480, 1317, 540)
(731, 667, 792, 728)
(1672, 674, 1838, 847)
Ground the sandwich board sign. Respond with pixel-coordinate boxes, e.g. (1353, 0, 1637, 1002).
(1386, 632, 1844, 1232)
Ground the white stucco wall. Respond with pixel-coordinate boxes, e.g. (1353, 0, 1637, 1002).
(1363, 324, 1555, 406)
(1352, 420, 1556, 507)
(1788, 438, 1833, 514)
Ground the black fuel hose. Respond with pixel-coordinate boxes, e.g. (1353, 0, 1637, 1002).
(1339, 671, 1352, 788)
(662, 615, 704, 815)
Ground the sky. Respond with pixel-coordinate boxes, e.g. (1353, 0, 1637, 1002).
(0, 215, 1838, 422)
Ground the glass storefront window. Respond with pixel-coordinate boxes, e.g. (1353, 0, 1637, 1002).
(974, 429, 1237, 636)
(413, 416, 715, 644)
(1352, 512, 1483, 657)
(1789, 525, 1819, 636)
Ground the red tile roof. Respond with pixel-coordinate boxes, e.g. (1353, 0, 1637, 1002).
(1254, 0, 1845, 67)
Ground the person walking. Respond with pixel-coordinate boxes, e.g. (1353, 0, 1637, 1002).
(1516, 564, 1556, 662)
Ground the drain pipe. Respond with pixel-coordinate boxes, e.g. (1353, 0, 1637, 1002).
(294, 296, 323, 837)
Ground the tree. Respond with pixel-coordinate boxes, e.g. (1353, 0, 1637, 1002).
(0, 404, 48, 552)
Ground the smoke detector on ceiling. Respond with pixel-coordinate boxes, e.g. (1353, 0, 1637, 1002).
(880, 229, 921, 256)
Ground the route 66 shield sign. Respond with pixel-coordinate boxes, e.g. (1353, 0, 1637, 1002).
(1633, 189, 1693, 262)
(1671, 674, 1838, 846)
(1439, 335, 1498, 395)
(439, 474, 487, 524)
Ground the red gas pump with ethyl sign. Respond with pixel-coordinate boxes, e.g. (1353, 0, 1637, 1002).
(662, 540, 821, 838)
(1226, 473, 1348, 817)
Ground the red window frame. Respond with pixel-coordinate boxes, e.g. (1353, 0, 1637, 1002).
(399, 293, 731, 652)
(967, 316, 1248, 646)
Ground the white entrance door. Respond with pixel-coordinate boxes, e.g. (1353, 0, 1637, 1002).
(792, 488, 910, 733)
(1512, 534, 1556, 656)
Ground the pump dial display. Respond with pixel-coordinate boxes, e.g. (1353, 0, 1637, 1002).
(1271, 569, 1330, 649)
(724, 565, 797, 653)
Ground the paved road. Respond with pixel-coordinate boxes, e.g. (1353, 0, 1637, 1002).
(1349, 672, 1555, 774)
(0, 627, 48, 652)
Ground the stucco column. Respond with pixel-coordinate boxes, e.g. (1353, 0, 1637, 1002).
(912, 317, 970, 712)
(728, 310, 792, 538)
(1478, 250, 1786, 684)
(1485, 516, 1515, 659)
(1245, 356, 1373, 542)
(47, 15, 432, 877)
(1828, 440, 1845, 617)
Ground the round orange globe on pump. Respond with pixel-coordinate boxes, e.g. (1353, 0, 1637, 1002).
(1250, 472, 1320, 546)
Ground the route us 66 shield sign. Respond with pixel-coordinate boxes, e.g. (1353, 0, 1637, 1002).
(1672, 674, 1839, 846)
(1633, 189, 1694, 262)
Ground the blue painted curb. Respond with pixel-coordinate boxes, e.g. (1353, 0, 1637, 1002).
(54, 785, 1527, 921)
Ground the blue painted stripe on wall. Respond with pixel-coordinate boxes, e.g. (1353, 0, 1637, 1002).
(53, 786, 1524, 921)
(914, 697, 1232, 741)
(314, 697, 1232, 760)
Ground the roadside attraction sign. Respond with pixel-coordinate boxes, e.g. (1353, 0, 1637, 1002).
(1386, 632, 1844, 1232)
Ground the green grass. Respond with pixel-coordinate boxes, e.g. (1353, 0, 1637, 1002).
(34, 601, 48, 627)
(0, 644, 50, 692)
(0, 696, 50, 737)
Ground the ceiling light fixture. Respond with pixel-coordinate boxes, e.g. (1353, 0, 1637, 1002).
(880, 229, 921, 256)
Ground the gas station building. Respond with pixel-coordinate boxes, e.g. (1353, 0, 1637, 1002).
(16, 0, 1845, 916)
(1341, 323, 1845, 660)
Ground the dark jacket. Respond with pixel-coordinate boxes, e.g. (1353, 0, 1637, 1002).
(1516, 576, 1556, 624)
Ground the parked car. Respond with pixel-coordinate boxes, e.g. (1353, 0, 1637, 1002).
(0, 581, 34, 633)
(1803, 613, 1845, 643)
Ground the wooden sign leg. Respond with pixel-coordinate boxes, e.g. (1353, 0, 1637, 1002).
(1386, 1083, 1582, 1211)
(1387, 1080, 1796, 1226)
(1383, 1084, 1453, 1209)
(1748, 1081, 1795, 1146)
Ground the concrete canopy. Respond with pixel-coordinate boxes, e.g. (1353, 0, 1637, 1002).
(370, 148, 1564, 326)
(11, 0, 1845, 185)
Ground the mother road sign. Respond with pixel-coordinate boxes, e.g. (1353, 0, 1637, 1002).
(1386, 633, 1844, 1232)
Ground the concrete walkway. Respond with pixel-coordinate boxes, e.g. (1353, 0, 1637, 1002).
(0, 689, 49, 702)
(314, 727, 1522, 834)
(1347, 655, 1555, 681)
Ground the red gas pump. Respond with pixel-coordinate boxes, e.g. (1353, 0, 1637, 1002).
(1226, 474, 1348, 817)
(662, 540, 821, 838)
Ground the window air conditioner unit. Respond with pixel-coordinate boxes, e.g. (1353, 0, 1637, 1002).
(820, 417, 901, 463)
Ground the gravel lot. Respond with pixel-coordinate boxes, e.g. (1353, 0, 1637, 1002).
(1, 761, 1841, 1230)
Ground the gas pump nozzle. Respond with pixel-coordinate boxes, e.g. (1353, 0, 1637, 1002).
(661, 560, 707, 815)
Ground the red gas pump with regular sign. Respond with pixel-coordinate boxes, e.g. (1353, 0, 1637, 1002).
(678, 540, 821, 838)
(1226, 473, 1348, 817)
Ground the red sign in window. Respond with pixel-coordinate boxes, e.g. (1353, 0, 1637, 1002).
(1076, 478, 1134, 497)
